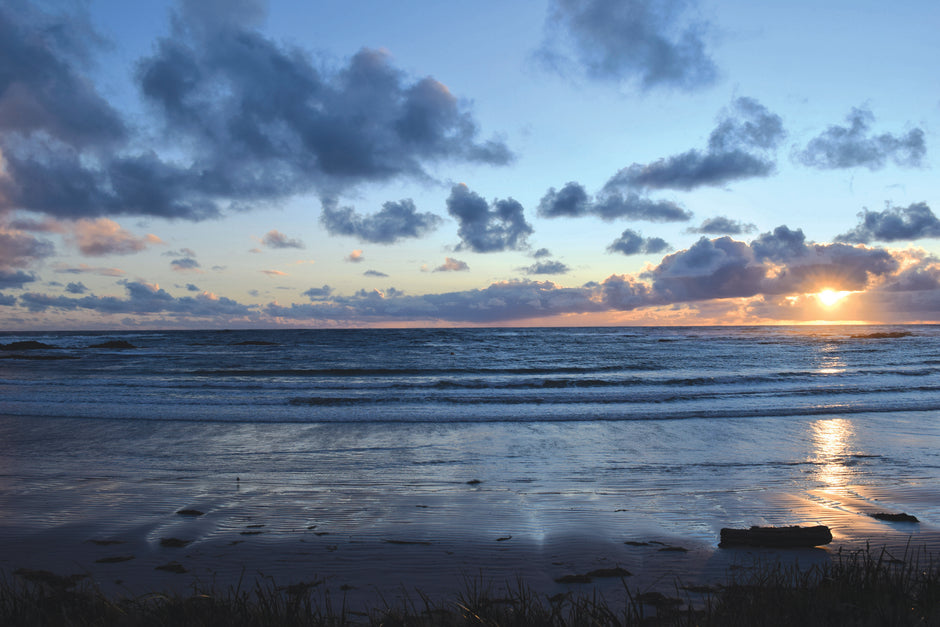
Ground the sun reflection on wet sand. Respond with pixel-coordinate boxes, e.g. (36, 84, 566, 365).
(812, 418, 854, 489)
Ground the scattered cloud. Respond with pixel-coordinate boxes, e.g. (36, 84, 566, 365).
(185, 283, 200, 292)
(447, 184, 533, 252)
(519, 260, 570, 275)
(836, 202, 940, 243)
(687, 216, 756, 235)
(605, 98, 785, 191)
(538, 0, 718, 91)
(607, 229, 671, 255)
(434, 257, 469, 272)
(364, 269, 388, 277)
(537, 182, 692, 222)
(0, 228, 55, 269)
(796, 107, 925, 170)
(53, 263, 125, 277)
(302, 285, 332, 300)
(62, 218, 163, 256)
(260, 269, 287, 276)
(320, 199, 443, 243)
(347, 249, 364, 263)
(65, 282, 88, 294)
(19, 280, 254, 318)
(171, 257, 201, 271)
(261, 229, 305, 249)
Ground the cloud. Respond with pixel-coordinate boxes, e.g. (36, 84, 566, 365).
(260, 269, 287, 276)
(65, 282, 88, 294)
(65, 218, 163, 256)
(519, 260, 571, 275)
(171, 257, 201, 271)
(302, 285, 332, 300)
(266, 279, 604, 324)
(538, 0, 718, 91)
(346, 249, 364, 263)
(538, 182, 692, 222)
(532, 248, 552, 258)
(0, 293, 15, 306)
(320, 198, 442, 243)
(185, 283, 200, 292)
(0, 2, 511, 221)
(0, 270, 36, 289)
(434, 257, 469, 272)
(836, 202, 940, 244)
(261, 229, 304, 249)
(0, 228, 55, 268)
(364, 269, 388, 277)
(796, 107, 926, 170)
(53, 263, 125, 277)
(687, 216, 756, 235)
(19, 280, 254, 317)
(605, 98, 784, 191)
(447, 184, 533, 252)
(607, 229, 671, 255)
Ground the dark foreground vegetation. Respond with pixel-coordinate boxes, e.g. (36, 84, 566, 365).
(3, 546, 938, 626)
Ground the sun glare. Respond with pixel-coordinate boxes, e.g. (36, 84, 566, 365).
(817, 289, 851, 307)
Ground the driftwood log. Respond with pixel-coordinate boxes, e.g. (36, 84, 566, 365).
(719, 525, 832, 548)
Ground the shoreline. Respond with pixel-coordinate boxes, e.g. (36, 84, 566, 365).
(4, 510, 937, 611)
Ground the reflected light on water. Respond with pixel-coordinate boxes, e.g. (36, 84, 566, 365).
(812, 418, 855, 488)
(815, 343, 846, 374)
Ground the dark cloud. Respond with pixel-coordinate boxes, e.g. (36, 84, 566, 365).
(607, 229, 670, 255)
(434, 257, 469, 272)
(185, 283, 200, 292)
(0, 293, 15, 306)
(171, 257, 201, 271)
(19, 280, 254, 317)
(606, 98, 784, 191)
(266, 279, 603, 324)
(261, 229, 305, 249)
(320, 199, 442, 243)
(532, 248, 552, 258)
(65, 282, 88, 294)
(539, 0, 718, 91)
(363, 269, 388, 277)
(0, 270, 36, 289)
(797, 107, 925, 170)
(519, 260, 570, 275)
(537, 182, 692, 222)
(0, 2, 511, 221)
(836, 202, 940, 244)
(302, 285, 332, 299)
(447, 184, 533, 252)
(687, 216, 756, 235)
(0, 1, 126, 148)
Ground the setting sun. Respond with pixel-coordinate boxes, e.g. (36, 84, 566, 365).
(817, 289, 852, 307)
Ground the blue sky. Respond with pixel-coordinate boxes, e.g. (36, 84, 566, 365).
(1, 0, 938, 329)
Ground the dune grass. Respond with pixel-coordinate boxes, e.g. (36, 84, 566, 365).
(2, 545, 938, 626)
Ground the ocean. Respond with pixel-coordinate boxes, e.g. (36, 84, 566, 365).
(1, 325, 939, 596)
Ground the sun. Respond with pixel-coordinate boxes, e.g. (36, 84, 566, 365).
(817, 289, 852, 307)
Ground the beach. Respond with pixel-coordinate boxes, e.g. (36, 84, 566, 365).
(2, 414, 938, 612)
(2, 327, 939, 613)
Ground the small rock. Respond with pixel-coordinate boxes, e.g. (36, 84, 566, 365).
(160, 537, 191, 548)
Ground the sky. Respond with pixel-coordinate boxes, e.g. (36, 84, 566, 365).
(1, 0, 938, 329)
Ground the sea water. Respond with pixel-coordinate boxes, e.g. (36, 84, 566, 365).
(1, 326, 939, 567)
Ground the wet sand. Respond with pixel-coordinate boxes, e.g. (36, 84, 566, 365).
(3, 482, 938, 611)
